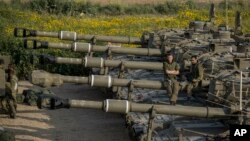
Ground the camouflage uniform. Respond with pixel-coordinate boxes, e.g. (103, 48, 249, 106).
(6, 74, 18, 118)
(164, 62, 180, 103)
(1, 65, 18, 118)
(187, 62, 204, 97)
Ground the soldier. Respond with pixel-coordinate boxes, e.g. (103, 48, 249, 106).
(5, 64, 18, 118)
(0, 59, 7, 114)
(164, 53, 180, 105)
(186, 55, 204, 100)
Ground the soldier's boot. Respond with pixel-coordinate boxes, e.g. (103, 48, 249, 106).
(170, 92, 177, 106)
(170, 101, 176, 106)
(170, 95, 177, 106)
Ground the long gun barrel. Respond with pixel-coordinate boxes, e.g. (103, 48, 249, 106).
(15, 28, 142, 44)
(41, 55, 164, 71)
(25, 39, 164, 56)
(31, 70, 166, 89)
(235, 11, 242, 33)
(209, 3, 215, 22)
(49, 98, 238, 118)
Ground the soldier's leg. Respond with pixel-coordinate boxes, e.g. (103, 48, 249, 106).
(170, 81, 179, 103)
(0, 98, 8, 113)
(187, 83, 194, 97)
(191, 82, 200, 98)
(7, 99, 16, 119)
(11, 93, 17, 110)
(165, 81, 173, 98)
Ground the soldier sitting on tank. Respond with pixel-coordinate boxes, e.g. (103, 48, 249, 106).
(4, 64, 18, 118)
(186, 55, 204, 101)
(164, 53, 180, 106)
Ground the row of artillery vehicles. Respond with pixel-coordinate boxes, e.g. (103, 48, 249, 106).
(14, 4, 250, 141)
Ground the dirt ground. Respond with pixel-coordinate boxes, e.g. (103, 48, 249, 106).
(0, 81, 131, 141)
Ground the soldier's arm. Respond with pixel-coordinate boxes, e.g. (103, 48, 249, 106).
(166, 63, 180, 75)
(163, 62, 168, 75)
(167, 70, 179, 75)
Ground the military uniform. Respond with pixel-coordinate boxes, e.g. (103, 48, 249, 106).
(5, 74, 18, 118)
(187, 62, 204, 97)
(164, 61, 180, 104)
(1, 64, 18, 118)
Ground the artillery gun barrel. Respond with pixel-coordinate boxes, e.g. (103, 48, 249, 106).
(42, 55, 164, 70)
(51, 99, 235, 118)
(25, 40, 163, 56)
(31, 70, 165, 89)
(209, 3, 215, 21)
(232, 52, 250, 58)
(15, 28, 142, 44)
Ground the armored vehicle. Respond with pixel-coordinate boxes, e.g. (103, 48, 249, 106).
(36, 96, 249, 141)
(13, 3, 250, 140)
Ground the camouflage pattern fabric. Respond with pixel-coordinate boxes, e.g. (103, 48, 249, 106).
(23, 88, 55, 106)
(5, 76, 18, 118)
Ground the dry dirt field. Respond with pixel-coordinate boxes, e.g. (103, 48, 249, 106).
(0, 81, 131, 141)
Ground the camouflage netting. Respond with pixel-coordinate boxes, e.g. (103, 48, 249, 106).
(22, 88, 55, 106)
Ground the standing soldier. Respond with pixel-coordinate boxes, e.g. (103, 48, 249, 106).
(186, 55, 204, 100)
(5, 64, 18, 118)
(0, 60, 6, 113)
(164, 53, 180, 105)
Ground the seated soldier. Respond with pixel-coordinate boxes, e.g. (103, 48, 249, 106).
(186, 55, 204, 100)
(164, 53, 180, 105)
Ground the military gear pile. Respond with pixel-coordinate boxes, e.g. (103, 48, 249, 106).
(22, 88, 55, 106)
